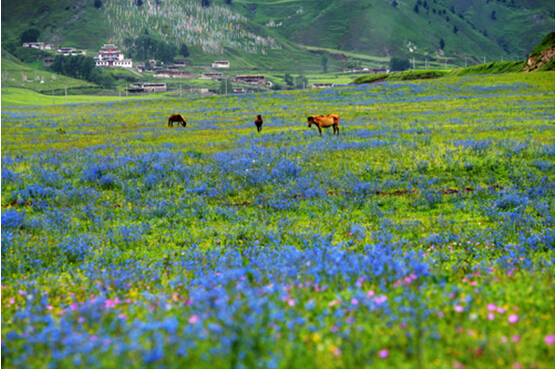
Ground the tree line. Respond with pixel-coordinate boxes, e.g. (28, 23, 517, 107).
(49, 55, 115, 88)
(123, 31, 189, 64)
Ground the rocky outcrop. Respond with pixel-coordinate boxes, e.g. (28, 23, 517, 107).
(523, 32, 555, 72)
(523, 45, 555, 72)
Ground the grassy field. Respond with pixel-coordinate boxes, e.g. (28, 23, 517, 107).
(1, 72, 554, 368)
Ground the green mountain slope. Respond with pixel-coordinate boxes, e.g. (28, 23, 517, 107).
(240, 0, 554, 62)
(2, 0, 554, 69)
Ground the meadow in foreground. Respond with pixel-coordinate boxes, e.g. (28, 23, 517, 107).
(1, 72, 554, 368)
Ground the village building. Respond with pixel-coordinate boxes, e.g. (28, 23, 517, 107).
(57, 47, 76, 55)
(369, 68, 390, 74)
(234, 75, 265, 85)
(126, 83, 167, 93)
(43, 58, 55, 68)
(94, 44, 132, 68)
(312, 83, 334, 89)
(212, 61, 230, 68)
(141, 83, 167, 92)
(23, 42, 54, 50)
(190, 88, 211, 95)
(201, 72, 223, 81)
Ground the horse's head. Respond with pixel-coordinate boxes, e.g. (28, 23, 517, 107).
(307, 116, 314, 127)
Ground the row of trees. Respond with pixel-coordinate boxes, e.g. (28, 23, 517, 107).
(49, 55, 114, 88)
(122, 32, 189, 63)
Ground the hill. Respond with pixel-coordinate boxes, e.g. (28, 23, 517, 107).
(351, 31, 554, 84)
(1, 49, 101, 94)
(2, 0, 554, 70)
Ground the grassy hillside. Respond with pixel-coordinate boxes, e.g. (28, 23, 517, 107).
(352, 31, 554, 84)
(1, 0, 110, 51)
(235, 0, 554, 64)
(2, 0, 553, 71)
(1, 50, 101, 93)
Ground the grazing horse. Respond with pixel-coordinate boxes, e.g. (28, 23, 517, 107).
(168, 114, 187, 127)
(254, 115, 263, 132)
(307, 114, 340, 135)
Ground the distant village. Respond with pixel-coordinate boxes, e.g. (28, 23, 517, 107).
(22, 42, 389, 94)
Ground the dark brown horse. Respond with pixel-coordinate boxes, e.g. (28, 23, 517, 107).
(168, 114, 187, 127)
(307, 114, 340, 135)
(254, 115, 263, 132)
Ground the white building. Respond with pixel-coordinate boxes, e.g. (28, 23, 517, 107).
(94, 44, 132, 68)
(23, 42, 54, 50)
(212, 61, 230, 68)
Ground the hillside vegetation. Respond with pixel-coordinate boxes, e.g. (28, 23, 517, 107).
(351, 31, 554, 84)
(2, 0, 554, 70)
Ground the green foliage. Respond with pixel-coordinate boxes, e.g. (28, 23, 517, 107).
(126, 34, 177, 63)
(19, 28, 40, 44)
(50, 55, 96, 81)
(321, 54, 328, 73)
(219, 78, 233, 94)
(284, 73, 294, 87)
(389, 57, 411, 72)
(88, 68, 115, 88)
(294, 75, 308, 89)
(179, 43, 190, 58)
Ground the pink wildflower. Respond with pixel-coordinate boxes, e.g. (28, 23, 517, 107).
(545, 334, 555, 345)
(454, 305, 464, 312)
(378, 349, 389, 358)
(188, 315, 199, 324)
(508, 314, 519, 324)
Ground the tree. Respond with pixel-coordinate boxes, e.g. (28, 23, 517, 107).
(20, 28, 40, 44)
(284, 73, 294, 87)
(225, 0, 233, 4)
(414, 3, 419, 13)
(453, 25, 459, 34)
(295, 75, 308, 89)
(179, 43, 190, 58)
(94, 0, 102, 9)
(440, 38, 445, 49)
(89, 69, 114, 89)
(321, 54, 328, 74)
(219, 78, 233, 94)
(49, 55, 96, 80)
(392, 0, 398, 7)
(389, 57, 410, 72)
(202, 0, 211, 7)
(491, 11, 496, 20)
(136, 0, 143, 6)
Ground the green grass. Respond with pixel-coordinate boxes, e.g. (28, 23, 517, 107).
(1, 72, 554, 368)
(1, 87, 160, 106)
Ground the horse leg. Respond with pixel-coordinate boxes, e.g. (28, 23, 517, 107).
(318, 125, 323, 136)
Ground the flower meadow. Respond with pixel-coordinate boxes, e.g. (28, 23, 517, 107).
(1, 72, 554, 368)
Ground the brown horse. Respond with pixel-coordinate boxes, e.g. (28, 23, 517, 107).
(254, 115, 263, 132)
(168, 114, 187, 127)
(307, 114, 340, 135)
